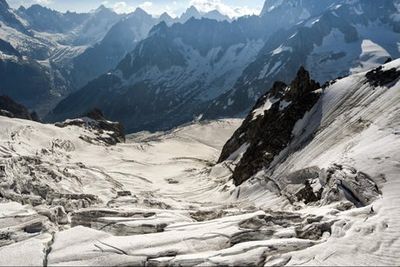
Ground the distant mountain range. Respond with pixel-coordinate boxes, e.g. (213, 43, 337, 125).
(0, 1, 230, 116)
(48, 0, 400, 133)
(204, 0, 400, 119)
(0, 0, 399, 133)
(69, 6, 231, 89)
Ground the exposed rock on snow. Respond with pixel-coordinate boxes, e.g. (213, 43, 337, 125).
(281, 164, 381, 207)
(365, 65, 400, 87)
(218, 67, 321, 185)
(55, 108, 125, 146)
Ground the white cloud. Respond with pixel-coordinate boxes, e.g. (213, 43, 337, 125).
(111, 1, 136, 13)
(189, 0, 259, 18)
(35, 0, 52, 4)
(139, 1, 182, 17)
(139, 1, 153, 9)
(110, 1, 179, 17)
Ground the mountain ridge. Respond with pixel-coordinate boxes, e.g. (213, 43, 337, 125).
(48, 0, 400, 133)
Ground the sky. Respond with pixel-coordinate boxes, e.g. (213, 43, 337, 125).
(8, 0, 265, 18)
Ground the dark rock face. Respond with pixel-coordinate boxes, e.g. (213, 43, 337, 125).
(0, 39, 20, 57)
(365, 66, 400, 87)
(0, 58, 55, 115)
(55, 108, 125, 145)
(86, 108, 107, 121)
(218, 67, 321, 186)
(0, 95, 40, 121)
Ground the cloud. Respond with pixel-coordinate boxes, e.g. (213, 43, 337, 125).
(139, 1, 153, 9)
(189, 0, 259, 18)
(35, 0, 52, 4)
(138, 1, 182, 17)
(110, 1, 180, 16)
(112, 1, 136, 13)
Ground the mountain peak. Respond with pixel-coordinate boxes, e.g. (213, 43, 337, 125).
(160, 12, 173, 20)
(26, 4, 55, 12)
(132, 7, 150, 17)
(94, 4, 115, 15)
(181, 5, 201, 20)
(95, 4, 107, 12)
(287, 66, 320, 99)
(204, 9, 230, 21)
(187, 5, 200, 13)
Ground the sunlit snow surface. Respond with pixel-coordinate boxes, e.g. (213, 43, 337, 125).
(0, 60, 400, 266)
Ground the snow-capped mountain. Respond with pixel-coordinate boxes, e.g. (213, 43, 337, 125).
(48, 0, 400, 133)
(0, 60, 399, 266)
(159, 12, 174, 25)
(69, 6, 231, 89)
(204, 0, 400, 119)
(179, 5, 230, 22)
(69, 8, 158, 88)
(16, 5, 88, 35)
(47, 16, 269, 132)
(180, 5, 202, 21)
(0, 1, 122, 116)
(0, 0, 233, 113)
(0, 0, 28, 34)
(17, 4, 122, 46)
(0, 1, 153, 115)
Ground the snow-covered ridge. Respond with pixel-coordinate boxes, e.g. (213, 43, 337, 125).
(217, 59, 400, 265)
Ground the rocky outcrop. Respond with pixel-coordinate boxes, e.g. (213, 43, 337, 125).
(365, 65, 400, 87)
(0, 39, 20, 57)
(218, 67, 321, 185)
(55, 108, 125, 145)
(0, 95, 40, 121)
(280, 165, 381, 208)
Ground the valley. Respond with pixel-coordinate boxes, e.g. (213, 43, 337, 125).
(0, 0, 399, 265)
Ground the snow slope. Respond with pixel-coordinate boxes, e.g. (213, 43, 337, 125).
(220, 59, 400, 265)
(272, 60, 400, 265)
